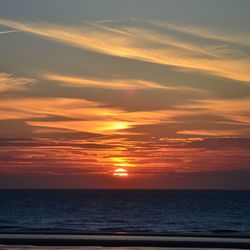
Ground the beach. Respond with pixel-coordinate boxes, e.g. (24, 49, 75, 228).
(0, 233, 250, 249)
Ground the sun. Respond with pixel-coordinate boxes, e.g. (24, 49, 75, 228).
(113, 168, 128, 177)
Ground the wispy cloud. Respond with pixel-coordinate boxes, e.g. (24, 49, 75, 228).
(0, 97, 97, 120)
(44, 73, 211, 95)
(0, 136, 249, 180)
(0, 72, 35, 93)
(177, 129, 247, 137)
(26, 107, 184, 135)
(181, 98, 250, 125)
(0, 97, 190, 135)
(150, 20, 250, 47)
(0, 19, 249, 82)
(45, 74, 170, 90)
(0, 29, 18, 35)
(0, 95, 248, 137)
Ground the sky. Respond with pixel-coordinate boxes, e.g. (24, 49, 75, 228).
(0, 0, 249, 189)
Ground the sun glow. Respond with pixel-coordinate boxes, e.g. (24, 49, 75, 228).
(113, 168, 128, 177)
(111, 157, 136, 167)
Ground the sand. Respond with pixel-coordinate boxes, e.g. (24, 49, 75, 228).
(0, 233, 250, 249)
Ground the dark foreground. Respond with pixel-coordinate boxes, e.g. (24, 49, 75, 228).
(0, 233, 250, 249)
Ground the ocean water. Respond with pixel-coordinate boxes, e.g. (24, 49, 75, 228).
(0, 190, 250, 235)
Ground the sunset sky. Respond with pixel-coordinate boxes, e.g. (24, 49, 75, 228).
(0, 0, 249, 188)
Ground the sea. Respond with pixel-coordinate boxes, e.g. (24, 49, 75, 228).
(0, 190, 250, 235)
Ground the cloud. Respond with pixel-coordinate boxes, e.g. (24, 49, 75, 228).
(0, 95, 248, 137)
(27, 120, 136, 135)
(45, 73, 171, 90)
(0, 72, 35, 93)
(0, 136, 249, 185)
(186, 137, 250, 149)
(0, 29, 18, 35)
(0, 97, 97, 120)
(0, 97, 189, 135)
(177, 129, 247, 137)
(150, 20, 250, 48)
(25, 105, 185, 135)
(181, 98, 250, 125)
(0, 19, 249, 82)
(44, 73, 212, 94)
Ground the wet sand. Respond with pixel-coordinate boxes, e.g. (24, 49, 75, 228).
(0, 233, 250, 249)
(0, 247, 245, 250)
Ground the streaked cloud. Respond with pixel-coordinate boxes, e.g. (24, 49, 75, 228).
(44, 73, 211, 95)
(0, 97, 97, 120)
(0, 137, 249, 179)
(150, 20, 250, 47)
(181, 98, 250, 125)
(45, 73, 171, 90)
(27, 120, 136, 135)
(177, 129, 247, 137)
(1, 19, 249, 82)
(25, 108, 184, 135)
(0, 97, 188, 135)
(0, 72, 35, 92)
(0, 94, 248, 137)
(0, 29, 18, 35)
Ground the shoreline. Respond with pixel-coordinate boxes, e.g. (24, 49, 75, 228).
(0, 233, 250, 248)
(1, 231, 250, 238)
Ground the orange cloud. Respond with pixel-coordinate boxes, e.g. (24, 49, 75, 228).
(1, 94, 248, 137)
(1, 19, 249, 82)
(0, 97, 97, 120)
(44, 73, 210, 95)
(181, 98, 250, 125)
(27, 120, 136, 135)
(177, 129, 246, 137)
(45, 74, 170, 90)
(0, 97, 190, 135)
(25, 107, 185, 135)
